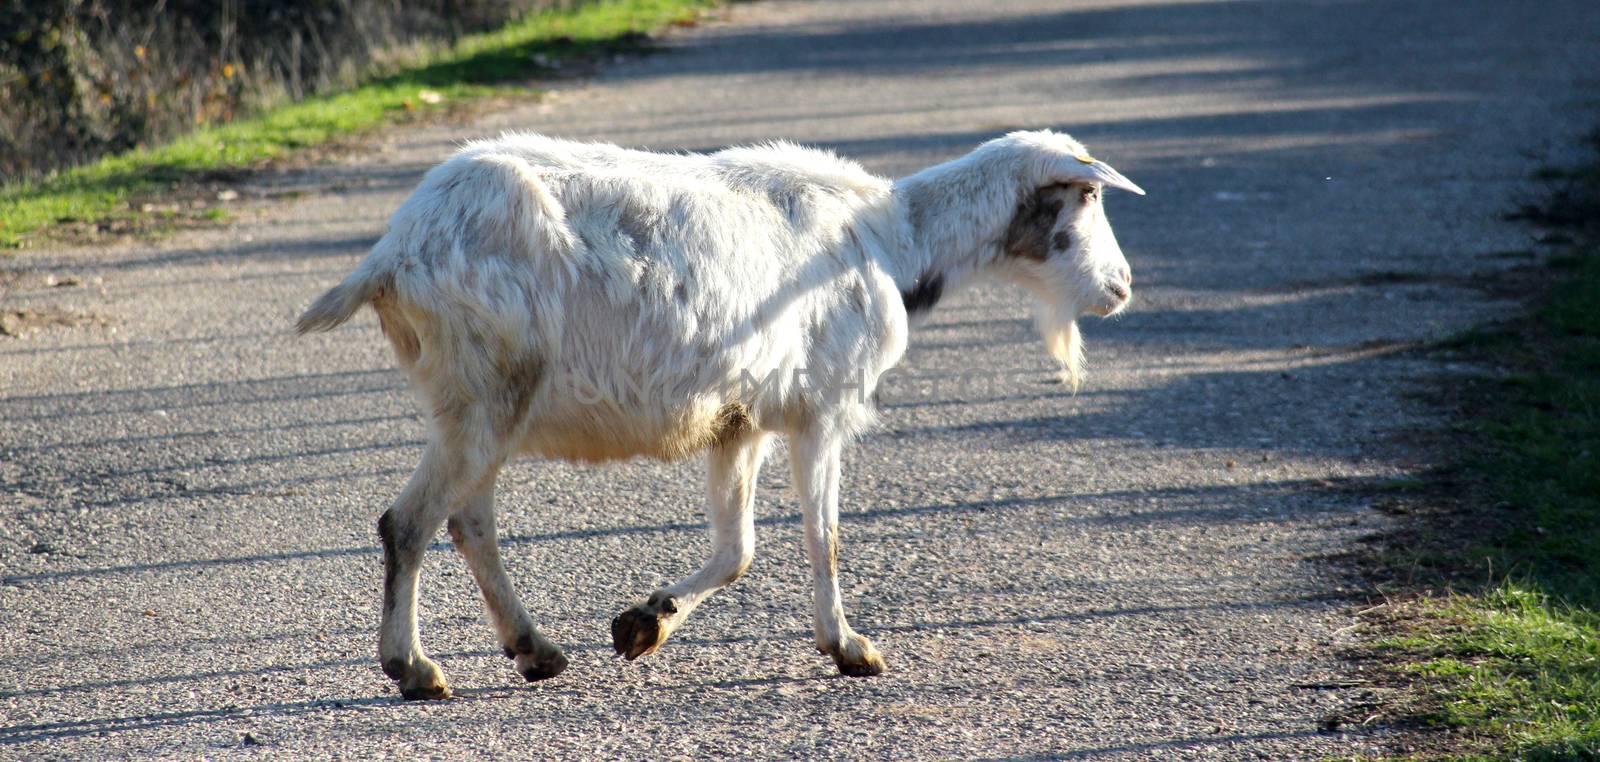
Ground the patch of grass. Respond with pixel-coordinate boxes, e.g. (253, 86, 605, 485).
(0, 0, 714, 249)
(1362, 142, 1600, 759)
(1378, 586, 1600, 760)
(1356, 271, 1436, 286)
(1487, 249, 1538, 260)
(1369, 477, 1431, 494)
(1463, 250, 1600, 607)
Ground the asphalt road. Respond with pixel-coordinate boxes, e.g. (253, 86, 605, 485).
(4, 1, 1598, 758)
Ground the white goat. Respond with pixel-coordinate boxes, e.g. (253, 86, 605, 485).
(297, 129, 1142, 700)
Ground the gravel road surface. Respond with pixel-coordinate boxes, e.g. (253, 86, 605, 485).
(4, 1, 1598, 758)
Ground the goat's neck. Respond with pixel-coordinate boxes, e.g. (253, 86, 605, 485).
(889, 151, 1025, 298)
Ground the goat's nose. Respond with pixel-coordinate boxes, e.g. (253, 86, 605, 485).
(1106, 266, 1132, 298)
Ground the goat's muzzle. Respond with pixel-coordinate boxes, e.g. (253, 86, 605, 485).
(1089, 279, 1132, 317)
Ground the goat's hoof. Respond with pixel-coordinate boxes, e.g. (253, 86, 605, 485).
(611, 592, 677, 660)
(399, 680, 453, 701)
(389, 657, 452, 700)
(515, 648, 569, 682)
(502, 632, 568, 682)
(827, 633, 886, 677)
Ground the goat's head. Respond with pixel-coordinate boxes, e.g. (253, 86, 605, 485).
(995, 131, 1144, 389)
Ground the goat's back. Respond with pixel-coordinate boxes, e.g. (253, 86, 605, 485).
(329, 134, 911, 459)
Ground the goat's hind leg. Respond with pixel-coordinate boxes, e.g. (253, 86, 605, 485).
(448, 483, 568, 682)
(613, 432, 769, 660)
(377, 446, 458, 700)
(378, 403, 519, 700)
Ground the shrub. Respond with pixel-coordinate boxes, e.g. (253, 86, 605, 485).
(0, 0, 590, 181)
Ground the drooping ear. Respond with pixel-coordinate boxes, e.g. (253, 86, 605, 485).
(1003, 185, 1070, 261)
(1051, 153, 1145, 196)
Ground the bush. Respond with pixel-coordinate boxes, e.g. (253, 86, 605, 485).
(0, 0, 591, 182)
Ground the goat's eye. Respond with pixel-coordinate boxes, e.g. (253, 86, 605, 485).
(1080, 186, 1100, 204)
(1051, 230, 1073, 252)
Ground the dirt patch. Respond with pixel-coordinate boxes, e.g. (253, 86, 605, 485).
(1321, 601, 1499, 759)
(0, 307, 114, 339)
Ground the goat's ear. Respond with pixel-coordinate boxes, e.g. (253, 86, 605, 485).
(1053, 154, 1145, 196)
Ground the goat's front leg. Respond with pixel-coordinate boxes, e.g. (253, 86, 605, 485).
(787, 427, 885, 677)
(448, 484, 568, 683)
(612, 432, 769, 660)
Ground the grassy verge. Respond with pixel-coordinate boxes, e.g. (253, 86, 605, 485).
(0, 0, 714, 250)
(1359, 139, 1600, 759)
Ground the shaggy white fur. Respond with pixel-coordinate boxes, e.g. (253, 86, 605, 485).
(297, 129, 1141, 698)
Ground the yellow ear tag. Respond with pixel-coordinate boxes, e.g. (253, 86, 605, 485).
(1074, 153, 1096, 164)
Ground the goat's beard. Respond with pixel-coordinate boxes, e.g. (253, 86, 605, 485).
(1036, 305, 1084, 392)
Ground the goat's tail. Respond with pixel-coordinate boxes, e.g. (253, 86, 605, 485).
(295, 257, 393, 334)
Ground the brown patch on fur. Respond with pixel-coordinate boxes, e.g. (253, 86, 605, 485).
(1050, 230, 1073, 252)
(900, 272, 944, 314)
(492, 353, 544, 439)
(522, 400, 759, 464)
(710, 402, 752, 448)
(846, 278, 868, 314)
(373, 297, 421, 369)
(616, 215, 650, 254)
(377, 510, 406, 615)
(1003, 188, 1067, 261)
(827, 526, 839, 579)
(431, 387, 475, 433)
(525, 425, 703, 463)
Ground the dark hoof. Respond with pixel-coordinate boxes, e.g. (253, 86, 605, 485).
(834, 654, 886, 677)
(503, 631, 568, 682)
(827, 634, 887, 678)
(611, 592, 676, 660)
(399, 681, 453, 701)
(517, 649, 569, 682)
(384, 654, 451, 700)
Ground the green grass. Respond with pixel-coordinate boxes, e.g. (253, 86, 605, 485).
(1370, 168, 1600, 758)
(0, 0, 714, 249)
(1370, 477, 1431, 494)
(1379, 586, 1600, 759)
